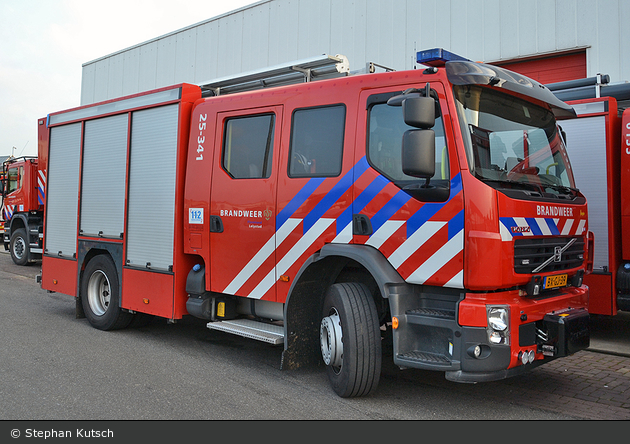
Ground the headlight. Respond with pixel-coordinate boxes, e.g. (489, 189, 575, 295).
(486, 305, 510, 345)
(487, 307, 509, 331)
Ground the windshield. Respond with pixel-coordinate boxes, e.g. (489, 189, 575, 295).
(454, 85, 577, 198)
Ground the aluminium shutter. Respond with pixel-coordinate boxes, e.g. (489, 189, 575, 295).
(125, 104, 179, 271)
(80, 114, 128, 238)
(45, 123, 82, 258)
(560, 116, 609, 270)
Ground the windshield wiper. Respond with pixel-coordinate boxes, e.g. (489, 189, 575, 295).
(476, 175, 545, 194)
(542, 183, 579, 195)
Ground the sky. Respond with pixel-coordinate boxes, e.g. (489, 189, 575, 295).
(0, 0, 259, 157)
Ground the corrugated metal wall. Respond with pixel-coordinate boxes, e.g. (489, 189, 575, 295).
(81, 0, 630, 105)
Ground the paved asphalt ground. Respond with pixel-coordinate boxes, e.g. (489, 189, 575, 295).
(477, 313, 630, 420)
(1, 249, 629, 423)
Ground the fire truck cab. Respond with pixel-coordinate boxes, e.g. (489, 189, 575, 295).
(2, 156, 44, 265)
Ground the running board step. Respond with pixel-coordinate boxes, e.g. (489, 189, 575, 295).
(397, 350, 452, 366)
(207, 319, 284, 345)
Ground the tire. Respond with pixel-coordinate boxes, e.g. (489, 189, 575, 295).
(80, 255, 132, 331)
(9, 228, 29, 266)
(320, 282, 382, 397)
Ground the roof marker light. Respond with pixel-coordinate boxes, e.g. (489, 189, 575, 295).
(416, 48, 471, 67)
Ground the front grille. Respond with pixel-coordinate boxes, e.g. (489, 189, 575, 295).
(514, 237, 584, 274)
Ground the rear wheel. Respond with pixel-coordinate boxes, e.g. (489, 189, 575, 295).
(9, 228, 29, 266)
(320, 282, 381, 397)
(81, 255, 132, 331)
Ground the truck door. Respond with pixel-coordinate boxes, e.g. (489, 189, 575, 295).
(209, 106, 282, 302)
(2, 163, 24, 222)
(356, 84, 465, 288)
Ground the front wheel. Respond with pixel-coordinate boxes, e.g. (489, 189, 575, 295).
(81, 255, 132, 331)
(9, 228, 29, 266)
(320, 282, 382, 397)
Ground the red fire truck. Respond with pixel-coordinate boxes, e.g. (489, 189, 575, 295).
(548, 76, 630, 316)
(1, 138, 46, 265)
(39, 49, 591, 397)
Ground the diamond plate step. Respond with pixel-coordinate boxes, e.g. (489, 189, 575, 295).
(397, 350, 452, 365)
(207, 319, 284, 345)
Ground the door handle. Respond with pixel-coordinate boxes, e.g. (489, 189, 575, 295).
(352, 214, 373, 236)
(210, 215, 224, 233)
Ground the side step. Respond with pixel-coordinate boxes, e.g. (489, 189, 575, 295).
(207, 319, 284, 345)
(397, 350, 452, 366)
(394, 306, 458, 370)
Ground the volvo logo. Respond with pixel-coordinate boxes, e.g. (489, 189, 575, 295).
(533, 238, 577, 273)
(511, 226, 531, 234)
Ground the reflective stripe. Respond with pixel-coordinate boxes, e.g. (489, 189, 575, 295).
(406, 229, 464, 285)
(223, 218, 301, 295)
(500, 216, 587, 240)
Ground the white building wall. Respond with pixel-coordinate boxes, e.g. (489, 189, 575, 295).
(80, 0, 630, 105)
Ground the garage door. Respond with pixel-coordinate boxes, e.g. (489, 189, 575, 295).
(496, 51, 586, 84)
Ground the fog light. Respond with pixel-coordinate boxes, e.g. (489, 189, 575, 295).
(528, 350, 535, 363)
(467, 345, 482, 358)
(473, 345, 481, 358)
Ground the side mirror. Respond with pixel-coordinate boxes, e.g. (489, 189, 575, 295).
(403, 97, 435, 129)
(402, 129, 435, 178)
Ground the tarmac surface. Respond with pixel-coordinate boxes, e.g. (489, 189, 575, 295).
(1, 250, 629, 420)
(495, 312, 630, 420)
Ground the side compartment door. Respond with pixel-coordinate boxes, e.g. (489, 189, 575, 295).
(209, 106, 282, 302)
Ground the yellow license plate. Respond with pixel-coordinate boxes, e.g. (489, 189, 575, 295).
(544, 274, 568, 289)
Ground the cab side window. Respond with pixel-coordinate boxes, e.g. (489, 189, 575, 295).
(289, 104, 345, 177)
(368, 99, 449, 183)
(222, 114, 275, 179)
(7, 166, 22, 193)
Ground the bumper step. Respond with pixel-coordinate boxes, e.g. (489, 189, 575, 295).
(397, 350, 452, 366)
(407, 307, 455, 319)
(207, 319, 284, 345)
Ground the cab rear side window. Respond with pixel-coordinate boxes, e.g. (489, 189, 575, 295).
(289, 104, 345, 177)
(222, 114, 275, 179)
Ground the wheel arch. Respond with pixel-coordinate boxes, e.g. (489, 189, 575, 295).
(77, 241, 124, 309)
(77, 243, 132, 330)
(281, 244, 405, 370)
(7, 213, 28, 237)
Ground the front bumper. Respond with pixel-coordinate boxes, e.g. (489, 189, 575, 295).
(388, 286, 590, 383)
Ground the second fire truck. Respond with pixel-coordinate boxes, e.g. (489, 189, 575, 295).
(1, 150, 46, 265)
(548, 75, 630, 317)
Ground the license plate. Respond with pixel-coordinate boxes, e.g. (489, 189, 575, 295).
(544, 274, 568, 289)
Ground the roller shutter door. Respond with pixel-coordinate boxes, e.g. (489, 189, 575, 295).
(496, 51, 586, 84)
(80, 114, 129, 238)
(560, 116, 609, 270)
(45, 123, 82, 258)
(126, 104, 179, 272)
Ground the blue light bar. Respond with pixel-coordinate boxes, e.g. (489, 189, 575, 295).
(416, 48, 471, 67)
